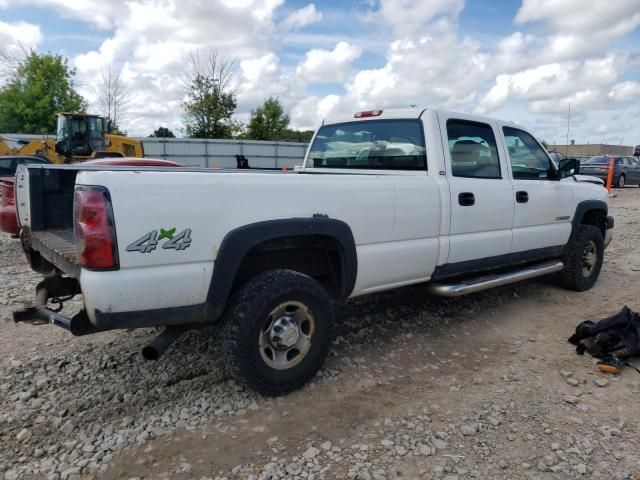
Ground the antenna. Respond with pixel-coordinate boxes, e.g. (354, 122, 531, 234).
(565, 103, 571, 155)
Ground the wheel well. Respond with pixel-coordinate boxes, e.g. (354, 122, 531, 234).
(580, 209, 606, 235)
(234, 235, 345, 298)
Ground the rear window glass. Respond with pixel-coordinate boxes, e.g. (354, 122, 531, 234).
(307, 120, 426, 170)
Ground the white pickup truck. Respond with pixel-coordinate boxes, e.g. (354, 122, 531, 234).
(13, 108, 613, 395)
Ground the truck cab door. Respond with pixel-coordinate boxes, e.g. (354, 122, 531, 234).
(437, 113, 514, 266)
(501, 126, 573, 254)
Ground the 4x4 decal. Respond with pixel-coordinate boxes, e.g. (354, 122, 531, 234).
(126, 228, 192, 253)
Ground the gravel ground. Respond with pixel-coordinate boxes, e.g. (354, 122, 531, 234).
(1, 188, 640, 480)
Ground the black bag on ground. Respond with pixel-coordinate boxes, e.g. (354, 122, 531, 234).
(569, 306, 640, 359)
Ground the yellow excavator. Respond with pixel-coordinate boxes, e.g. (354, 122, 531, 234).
(0, 113, 143, 163)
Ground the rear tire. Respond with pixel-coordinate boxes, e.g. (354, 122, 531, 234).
(616, 174, 625, 188)
(220, 269, 335, 396)
(559, 225, 604, 291)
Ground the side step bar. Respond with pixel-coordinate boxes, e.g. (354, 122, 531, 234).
(428, 260, 564, 297)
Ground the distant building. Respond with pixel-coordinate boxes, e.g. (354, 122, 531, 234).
(549, 143, 634, 157)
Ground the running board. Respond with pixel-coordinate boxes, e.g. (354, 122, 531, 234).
(427, 260, 564, 297)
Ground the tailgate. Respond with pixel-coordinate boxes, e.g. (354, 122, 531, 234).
(16, 164, 80, 276)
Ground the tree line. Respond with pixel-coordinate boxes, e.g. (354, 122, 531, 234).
(0, 48, 314, 142)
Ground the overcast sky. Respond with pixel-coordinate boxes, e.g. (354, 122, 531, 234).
(0, 0, 639, 144)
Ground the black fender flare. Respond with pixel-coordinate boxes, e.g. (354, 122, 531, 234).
(566, 200, 608, 252)
(205, 217, 357, 322)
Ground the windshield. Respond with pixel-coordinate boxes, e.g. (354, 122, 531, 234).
(55, 115, 107, 156)
(307, 120, 426, 170)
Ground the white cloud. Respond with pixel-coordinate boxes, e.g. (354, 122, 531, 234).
(280, 3, 322, 30)
(476, 55, 631, 115)
(0, 20, 43, 83)
(506, 0, 640, 72)
(290, 94, 341, 129)
(0, 20, 43, 48)
(592, 124, 609, 134)
(608, 81, 640, 102)
(2, 0, 637, 144)
(515, 0, 640, 37)
(296, 41, 362, 83)
(0, 0, 125, 29)
(342, 24, 488, 111)
(236, 53, 304, 114)
(66, 0, 286, 135)
(362, 0, 464, 36)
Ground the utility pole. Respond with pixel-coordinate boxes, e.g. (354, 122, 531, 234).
(565, 103, 571, 155)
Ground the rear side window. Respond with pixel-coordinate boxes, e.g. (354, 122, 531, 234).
(308, 120, 426, 170)
(446, 120, 501, 179)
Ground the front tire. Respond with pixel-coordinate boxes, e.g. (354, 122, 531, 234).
(559, 225, 604, 291)
(220, 269, 335, 396)
(616, 174, 625, 188)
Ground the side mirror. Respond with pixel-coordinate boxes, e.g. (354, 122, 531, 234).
(558, 157, 580, 178)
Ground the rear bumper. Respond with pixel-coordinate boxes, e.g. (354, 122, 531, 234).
(13, 306, 97, 335)
(12, 274, 207, 334)
(11, 276, 97, 335)
(0, 205, 18, 235)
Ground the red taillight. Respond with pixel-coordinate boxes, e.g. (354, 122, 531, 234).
(74, 186, 118, 269)
(0, 181, 15, 207)
(354, 109, 383, 118)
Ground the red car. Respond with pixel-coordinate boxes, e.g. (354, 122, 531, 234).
(0, 157, 182, 236)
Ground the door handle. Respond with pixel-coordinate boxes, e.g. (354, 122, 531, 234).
(516, 191, 529, 203)
(458, 192, 475, 206)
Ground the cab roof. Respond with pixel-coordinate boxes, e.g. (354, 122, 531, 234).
(324, 107, 426, 125)
(323, 107, 520, 127)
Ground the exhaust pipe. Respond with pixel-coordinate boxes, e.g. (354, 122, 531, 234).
(141, 325, 189, 360)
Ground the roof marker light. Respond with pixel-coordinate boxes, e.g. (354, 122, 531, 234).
(354, 110, 383, 118)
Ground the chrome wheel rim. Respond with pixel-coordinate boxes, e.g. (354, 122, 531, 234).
(259, 301, 315, 370)
(582, 240, 597, 277)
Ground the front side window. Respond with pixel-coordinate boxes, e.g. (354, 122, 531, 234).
(503, 127, 553, 180)
(307, 120, 426, 170)
(446, 120, 501, 179)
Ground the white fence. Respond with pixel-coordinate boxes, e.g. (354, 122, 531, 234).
(1, 134, 310, 169)
(141, 138, 309, 168)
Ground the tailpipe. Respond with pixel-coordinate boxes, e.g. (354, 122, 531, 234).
(141, 325, 189, 360)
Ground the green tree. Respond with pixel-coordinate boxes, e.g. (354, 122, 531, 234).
(283, 129, 314, 142)
(149, 126, 176, 138)
(182, 50, 236, 139)
(246, 97, 290, 140)
(95, 66, 130, 134)
(0, 51, 86, 133)
(109, 123, 128, 136)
